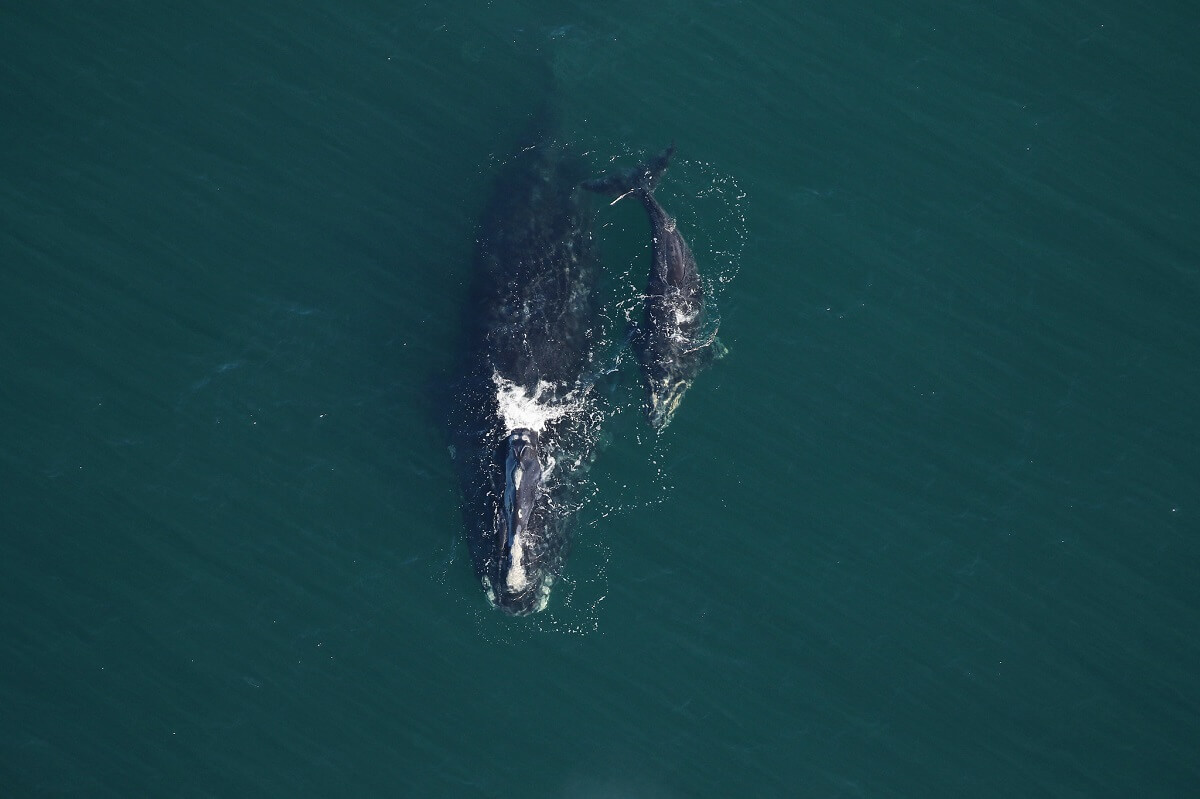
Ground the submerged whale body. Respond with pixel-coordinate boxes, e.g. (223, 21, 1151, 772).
(585, 145, 724, 430)
(451, 141, 602, 615)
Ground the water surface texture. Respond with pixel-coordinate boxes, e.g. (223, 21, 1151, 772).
(3, 2, 1198, 797)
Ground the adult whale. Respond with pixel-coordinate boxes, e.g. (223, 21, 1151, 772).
(585, 145, 724, 430)
(450, 138, 603, 615)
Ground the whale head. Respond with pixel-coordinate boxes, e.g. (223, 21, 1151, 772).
(484, 428, 555, 614)
(645, 378, 689, 431)
(640, 332, 724, 432)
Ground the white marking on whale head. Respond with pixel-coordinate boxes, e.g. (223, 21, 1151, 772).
(506, 534, 528, 592)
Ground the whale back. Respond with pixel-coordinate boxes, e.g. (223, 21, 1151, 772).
(472, 143, 599, 391)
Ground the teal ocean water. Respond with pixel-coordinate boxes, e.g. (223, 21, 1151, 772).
(3, 2, 1198, 796)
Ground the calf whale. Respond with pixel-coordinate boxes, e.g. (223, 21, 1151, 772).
(450, 139, 603, 615)
(585, 145, 724, 430)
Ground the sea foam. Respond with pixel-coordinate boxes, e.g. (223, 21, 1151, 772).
(492, 372, 587, 433)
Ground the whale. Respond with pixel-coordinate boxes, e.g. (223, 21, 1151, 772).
(450, 138, 603, 615)
(584, 145, 724, 430)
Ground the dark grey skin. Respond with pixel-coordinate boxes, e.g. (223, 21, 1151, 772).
(585, 145, 723, 430)
(451, 141, 602, 615)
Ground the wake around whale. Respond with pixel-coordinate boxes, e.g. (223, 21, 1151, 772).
(584, 145, 725, 431)
(450, 139, 605, 615)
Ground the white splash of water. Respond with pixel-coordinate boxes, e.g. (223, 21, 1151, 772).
(492, 372, 588, 432)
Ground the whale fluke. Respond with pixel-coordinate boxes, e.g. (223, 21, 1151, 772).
(582, 143, 675, 198)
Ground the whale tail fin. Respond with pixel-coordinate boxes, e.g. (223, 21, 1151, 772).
(583, 143, 675, 199)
